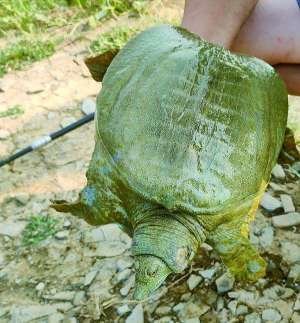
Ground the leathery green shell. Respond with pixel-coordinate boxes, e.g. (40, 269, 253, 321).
(52, 24, 288, 299)
(95, 24, 288, 216)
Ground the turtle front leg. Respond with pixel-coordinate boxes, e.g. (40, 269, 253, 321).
(208, 219, 266, 281)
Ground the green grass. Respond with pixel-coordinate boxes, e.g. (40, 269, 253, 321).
(21, 215, 58, 246)
(89, 25, 140, 55)
(0, 38, 56, 77)
(0, 105, 24, 118)
(0, 0, 148, 37)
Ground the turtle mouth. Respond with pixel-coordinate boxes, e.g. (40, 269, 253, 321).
(133, 255, 172, 300)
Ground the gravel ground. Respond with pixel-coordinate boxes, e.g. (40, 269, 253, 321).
(0, 1, 300, 322)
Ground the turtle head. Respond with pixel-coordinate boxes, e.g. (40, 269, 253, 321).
(131, 211, 202, 300)
(133, 255, 172, 300)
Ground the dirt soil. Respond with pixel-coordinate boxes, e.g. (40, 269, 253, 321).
(0, 1, 300, 322)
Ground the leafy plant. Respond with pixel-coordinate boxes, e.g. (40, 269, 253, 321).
(0, 105, 24, 118)
(21, 215, 58, 246)
(0, 38, 56, 77)
(89, 25, 139, 55)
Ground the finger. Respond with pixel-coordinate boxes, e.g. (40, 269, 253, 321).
(275, 64, 300, 96)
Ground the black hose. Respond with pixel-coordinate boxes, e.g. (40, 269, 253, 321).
(0, 112, 95, 168)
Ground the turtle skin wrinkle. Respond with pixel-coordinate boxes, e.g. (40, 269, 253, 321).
(52, 24, 288, 300)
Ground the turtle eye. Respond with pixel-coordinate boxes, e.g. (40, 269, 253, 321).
(147, 265, 158, 277)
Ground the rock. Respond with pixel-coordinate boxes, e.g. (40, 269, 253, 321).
(262, 309, 281, 322)
(116, 257, 133, 272)
(116, 268, 132, 283)
(292, 312, 300, 323)
(14, 193, 30, 205)
(288, 264, 300, 282)
(125, 304, 144, 323)
(81, 97, 96, 115)
(228, 290, 257, 307)
(120, 274, 135, 296)
(216, 296, 225, 311)
(177, 302, 210, 321)
(272, 212, 300, 228)
(271, 164, 285, 179)
(215, 272, 235, 293)
(155, 306, 171, 316)
(281, 242, 300, 264)
(182, 319, 200, 323)
(236, 304, 248, 315)
(60, 116, 77, 128)
(0, 221, 26, 237)
(154, 317, 174, 323)
(73, 291, 86, 306)
(244, 313, 262, 323)
(55, 230, 69, 240)
(294, 297, 300, 311)
(35, 282, 45, 291)
(280, 194, 295, 213)
(63, 220, 72, 229)
(292, 161, 300, 173)
(173, 303, 185, 313)
(199, 267, 216, 280)
(187, 274, 202, 290)
(44, 291, 75, 301)
(0, 253, 5, 268)
(10, 305, 58, 323)
(48, 312, 64, 323)
(67, 318, 77, 323)
(260, 192, 282, 212)
(259, 226, 274, 248)
(84, 270, 98, 286)
(117, 304, 130, 316)
(227, 300, 238, 315)
(272, 300, 293, 320)
(0, 129, 10, 140)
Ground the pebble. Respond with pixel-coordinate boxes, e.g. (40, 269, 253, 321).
(60, 116, 77, 128)
(272, 212, 300, 228)
(63, 220, 72, 229)
(215, 272, 235, 293)
(292, 161, 300, 173)
(116, 257, 133, 272)
(292, 312, 300, 323)
(244, 313, 262, 323)
(35, 282, 45, 291)
(182, 319, 200, 323)
(236, 304, 248, 315)
(294, 297, 300, 311)
(155, 306, 171, 316)
(48, 312, 64, 323)
(117, 304, 130, 316)
(262, 309, 281, 322)
(0, 221, 26, 237)
(260, 193, 282, 212)
(280, 194, 295, 213)
(199, 267, 216, 280)
(281, 242, 300, 264)
(73, 291, 86, 306)
(10, 305, 57, 322)
(271, 164, 285, 179)
(227, 300, 238, 315)
(0, 129, 10, 140)
(288, 264, 300, 282)
(81, 97, 96, 115)
(187, 274, 202, 290)
(55, 230, 69, 240)
(258, 226, 274, 248)
(125, 304, 144, 323)
(120, 274, 135, 296)
(116, 268, 132, 283)
(14, 193, 30, 205)
(84, 270, 98, 286)
(44, 291, 75, 301)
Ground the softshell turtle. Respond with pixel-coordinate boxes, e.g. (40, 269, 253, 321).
(52, 24, 288, 300)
